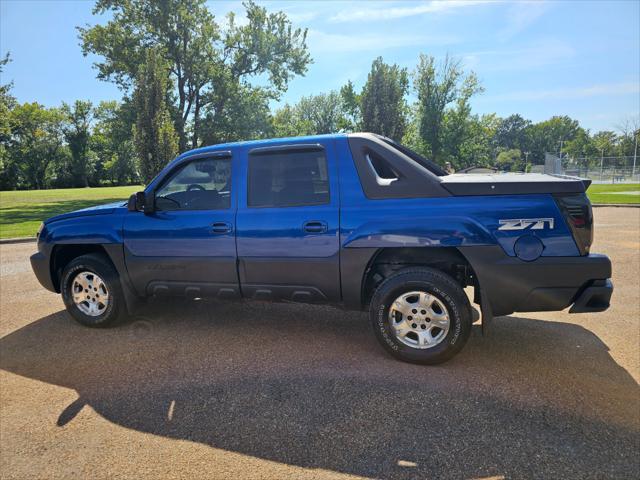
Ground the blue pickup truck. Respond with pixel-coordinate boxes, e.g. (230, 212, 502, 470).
(30, 133, 613, 364)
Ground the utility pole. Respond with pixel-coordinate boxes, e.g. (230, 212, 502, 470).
(557, 139, 565, 175)
(600, 148, 605, 182)
(633, 130, 638, 179)
(524, 151, 530, 172)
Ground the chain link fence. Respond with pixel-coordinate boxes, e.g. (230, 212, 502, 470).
(534, 154, 639, 183)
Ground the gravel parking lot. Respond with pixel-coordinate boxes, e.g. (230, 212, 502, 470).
(1, 207, 638, 480)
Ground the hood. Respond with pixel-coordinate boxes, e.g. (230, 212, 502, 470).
(44, 201, 127, 225)
(440, 173, 591, 196)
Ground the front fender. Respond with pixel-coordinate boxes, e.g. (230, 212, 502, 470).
(40, 213, 125, 245)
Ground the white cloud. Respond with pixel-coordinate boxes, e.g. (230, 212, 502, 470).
(461, 38, 576, 72)
(285, 11, 320, 24)
(329, 0, 496, 23)
(499, 0, 551, 40)
(483, 82, 640, 102)
(307, 29, 460, 53)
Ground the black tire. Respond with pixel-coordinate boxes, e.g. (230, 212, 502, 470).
(60, 253, 126, 328)
(369, 267, 472, 365)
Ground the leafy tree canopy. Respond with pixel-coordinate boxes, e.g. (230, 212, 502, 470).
(79, 0, 311, 149)
(413, 54, 483, 162)
(360, 57, 409, 141)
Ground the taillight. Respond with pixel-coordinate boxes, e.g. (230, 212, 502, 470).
(554, 193, 593, 255)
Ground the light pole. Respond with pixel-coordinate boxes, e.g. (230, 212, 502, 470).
(600, 148, 604, 182)
(524, 151, 530, 172)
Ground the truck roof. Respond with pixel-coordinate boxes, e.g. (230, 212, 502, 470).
(179, 133, 349, 158)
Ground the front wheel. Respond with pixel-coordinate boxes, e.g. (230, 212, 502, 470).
(369, 267, 472, 364)
(60, 253, 126, 327)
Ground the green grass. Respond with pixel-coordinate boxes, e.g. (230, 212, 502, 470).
(0, 185, 142, 239)
(0, 181, 637, 239)
(587, 183, 640, 205)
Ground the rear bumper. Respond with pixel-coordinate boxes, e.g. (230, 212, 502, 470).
(459, 246, 612, 316)
(569, 279, 613, 313)
(30, 251, 56, 292)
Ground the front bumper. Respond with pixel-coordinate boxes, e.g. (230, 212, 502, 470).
(460, 246, 613, 316)
(30, 251, 56, 292)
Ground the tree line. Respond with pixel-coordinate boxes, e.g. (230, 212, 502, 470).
(1, 0, 637, 190)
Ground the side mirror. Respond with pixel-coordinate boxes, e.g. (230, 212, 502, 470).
(127, 191, 155, 213)
(127, 193, 139, 212)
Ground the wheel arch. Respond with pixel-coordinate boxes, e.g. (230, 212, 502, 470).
(50, 244, 113, 292)
(49, 243, 139, 315)
(359, 246, 478, 309)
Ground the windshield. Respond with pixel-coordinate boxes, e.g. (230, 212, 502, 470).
(375, 135, 448, 177)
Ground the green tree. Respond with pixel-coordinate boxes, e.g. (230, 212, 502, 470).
(413, 54, 483, 163)
(79, 0, 311, 150)
(591, 131, 617, 156)
(588, 130, 619, 170)
(62, 100, 94, 187)
(439, 72, 484, 167)
(133, 49, 179, 183)
(0, 53, 13, 102)
(615, 117, 639, 158)
(0, 53, 16, 189)
(92, 100, 137, 185)
(360, 57, 408, 140)
(9, 103, 66, 189)
(199, 84, 272, 145)
(272, 91, 348, 137)
(271, 104, 311, 138)
(454, 113, 501, 170)
(527, 115, 581, 163)
(494, 114, 531, 151)
(564, 128, 597, 167)
(401, 105, 429, 156)
(496, 148, 524, 172)
(339, 80, 360, 131)
(295, 91, 345, 134)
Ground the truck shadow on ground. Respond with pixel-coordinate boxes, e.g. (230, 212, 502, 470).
(1, 299, 639, 479)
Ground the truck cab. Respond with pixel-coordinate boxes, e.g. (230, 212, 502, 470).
(31, 133, 613, 364)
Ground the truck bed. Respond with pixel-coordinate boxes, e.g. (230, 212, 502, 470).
(440, 173, 590, 196)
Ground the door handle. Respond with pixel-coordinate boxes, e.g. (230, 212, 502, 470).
(303, 221, 328, 233)
(211, 221, 232, 234)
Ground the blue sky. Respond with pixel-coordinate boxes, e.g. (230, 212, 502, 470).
(1, 0, 639, 132)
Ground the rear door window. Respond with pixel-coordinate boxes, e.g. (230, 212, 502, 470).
(248, 149, 329, 208)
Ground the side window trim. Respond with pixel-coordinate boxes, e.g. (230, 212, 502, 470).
(249, 143, 324, 156)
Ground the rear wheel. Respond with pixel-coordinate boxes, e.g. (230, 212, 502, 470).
(60, 253, 126, 327)
(369, 267, 472, 364)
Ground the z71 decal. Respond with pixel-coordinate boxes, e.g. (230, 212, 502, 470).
(498, 218, 555, 231)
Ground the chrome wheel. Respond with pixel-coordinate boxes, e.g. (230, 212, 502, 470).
(71, 271, 109, 317)
(388, 290, 450, 349)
